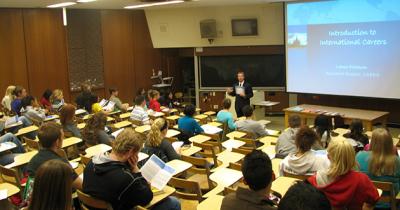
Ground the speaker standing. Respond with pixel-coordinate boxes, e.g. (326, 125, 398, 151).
(226, 71, 253, 117)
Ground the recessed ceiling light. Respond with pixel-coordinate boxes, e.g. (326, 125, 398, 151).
(125, 0, 184, 9)
(47, 2, 76, 8)
(77, 0, 97, 2)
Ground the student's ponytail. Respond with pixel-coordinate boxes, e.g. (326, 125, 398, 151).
(147, 118, 167, 147)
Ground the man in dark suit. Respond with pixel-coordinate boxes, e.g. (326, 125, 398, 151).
(227, 71, 253, 117)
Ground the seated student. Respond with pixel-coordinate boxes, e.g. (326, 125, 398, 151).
(146, 89, 153, 108)
(236, 105, 268, 138)
(308, 139, 379, 210)
(216, 98, 236, 130)
(313, 114, 332, 149)
(130, 95, 151, 125)
(221, 150, 277, 210)
(21, 96, 47, 123)
(343, 119, 369, 148)
(278, 181, 331, 210)
(275, 115, 301, 158)
(2, 85, 15, 111)
(60, 104, 81, 138)
(82, 112, 112, 146)
(280, 127, 330, 176)
(75, 83, 95, 112)
(11, 86, 27, 115)
(50, 89, 65, 112)
(27, 159, 73, 210)
(83, 129, 181, 210)
(178, 104, 204, 136)
(142, 118, 180, 162)
(27, 122, 82, 189)
(0, 133, 26, 165)
(356, 128, 400, 209)
(90, 95, 103, 114)
(160, 92, 179, 108)
(39, 89, 52, 111)
(109, 88, 129, 112)
(149, 90, 161, 112)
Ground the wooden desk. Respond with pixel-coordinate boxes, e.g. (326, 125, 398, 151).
(113, 121, 132, 129)
(135, 125, 151, 133)
(181, 145, 202, 156)
(261, 145, 276, 159)
(216, 151, 245, 167)
(4, 121, 23, 130)
(75, 109, 87, 115)
(284, 104, 389, 131)
(197, 195, 224, 210)
(204, 111, 216, 116)
(77, 123, 86, 130)
(271, 176, 299, 196)
(166, 115, 180, 121)
(106, 116, 115, 123)
(5, 150, 38, 169)
(207, 121, 222, 127)
(149, 112, 165, 118)
(119, 112, 131, 120)
(15, 125, 38, 137)
(194, 114, 208, 121)
(226, 131, 246, 139)
(333, 128, 350, 136)
(62, 137, 82, 149)
(221, 139, 246, 150)
(259, 136, 278, 146)
(166, 159, 192, 176)
(166, 129, 181, 138)
(107, 110, 121, 116)
(144, 186, 175, 209)
(201, 124, 222, 135)
(0, 183, 20, 198)
(85, 144, 112, 157)
(189, 135, 211, 143)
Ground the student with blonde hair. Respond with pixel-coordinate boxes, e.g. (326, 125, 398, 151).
(308, 139, 379, 210)
(50, 89, 65, 111)
(356, 128, 400, 208)
(142, 118, 180, 162)
(2, 85, 15, 111)
(83, 128, 181, 210)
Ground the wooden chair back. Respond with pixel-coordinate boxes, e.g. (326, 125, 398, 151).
(228, 162, 242, 171)
(372, 181, 396, 210)
(168, 177, 203, 201)
(223, 187, 236, 196)
(234, 136, 257, 150)
(232, 147, 252, 155)
(80, 154, 91, 167)
(181, 155, 215, 190)
(192, 142, 219, 167)
(23, 137, 40, 150)
(76, 189, 113, 210)
(63, 130, 74, 138)
(220, 121, 229, 141)
(0, 165, 22, 188)
(130, 119, 143, 127)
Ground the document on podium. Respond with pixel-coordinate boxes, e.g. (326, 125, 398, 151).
(235, 86, 245, 95)
(140, 154, 176, 190)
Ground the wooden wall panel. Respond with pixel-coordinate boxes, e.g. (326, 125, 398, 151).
(0, 9, 29, 93)
(23, 9, 70, 101)
(132, 10, 163, 90)
(101, 10, 136, 103)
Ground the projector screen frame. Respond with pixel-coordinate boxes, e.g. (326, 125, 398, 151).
(284, 1, 400, 100)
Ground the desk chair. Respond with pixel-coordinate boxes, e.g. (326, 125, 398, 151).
(192, 142, 220, 167)
(23, 137, 40, 151)
(0, 166, 24, 196)
(223, 187, 236, 196)
(76, 189, 113, 210)
(231, 147, 252, 156)
(168, 176, 203, 201)
(234, 136, 258, 150)
(80, 154, 91, 167)
(228, 162, 242, 171)
(129, 119, 143, 127)
(182, 155, 215, 192)
(373, 181, 397, 210)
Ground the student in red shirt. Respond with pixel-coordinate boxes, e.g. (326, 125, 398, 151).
(307, 139, 379, 210)
(40, 89, 52, 110)
(149, 90, 161, 112)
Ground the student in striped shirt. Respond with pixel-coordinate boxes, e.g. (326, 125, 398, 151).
(130, 95, 150, 125)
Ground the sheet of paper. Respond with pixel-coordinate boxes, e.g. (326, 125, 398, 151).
(99, 99, 108, 107)
(0, 189, 7, 200)
(111, 128, 124, 138)
(172, 141, 184, 152)
(103, 101, 115, 111)
(201, 124, 222, 134)
(140, 154, 176, 190)
(235, 86, 245, 95)
(75, 109, 87, 115)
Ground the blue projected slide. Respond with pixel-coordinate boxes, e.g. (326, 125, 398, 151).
(285, 0, 400, 99)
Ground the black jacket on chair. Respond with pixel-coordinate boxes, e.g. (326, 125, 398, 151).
(228, 81, 253, 117)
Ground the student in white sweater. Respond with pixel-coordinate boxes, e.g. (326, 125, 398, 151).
(275, 115, 301, 158)
(280, 126, 330, 176)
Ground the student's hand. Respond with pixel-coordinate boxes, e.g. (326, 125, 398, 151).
(128, 154, 140, 173)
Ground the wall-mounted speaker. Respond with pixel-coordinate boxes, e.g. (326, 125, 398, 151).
(200, 19, 217, 39)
